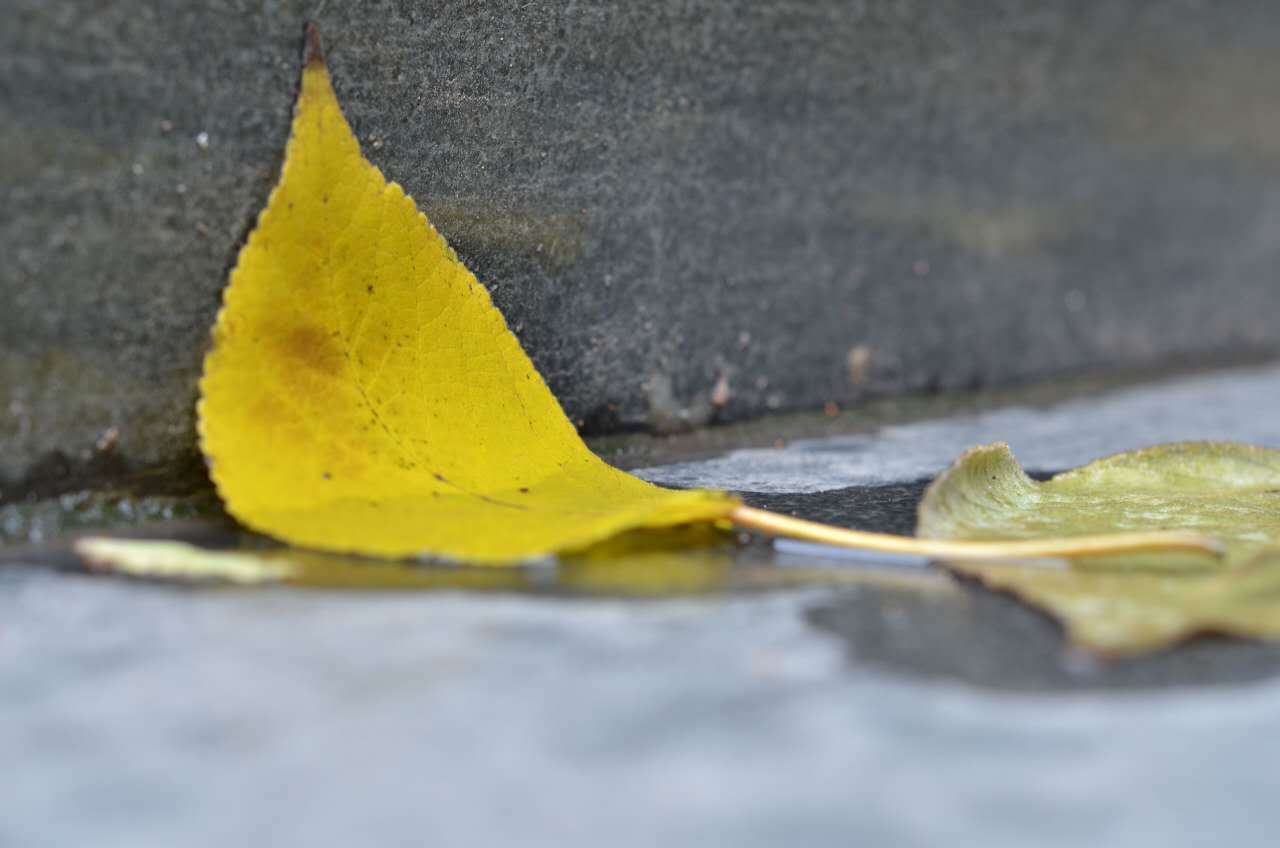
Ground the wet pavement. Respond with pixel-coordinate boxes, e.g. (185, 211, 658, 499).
(7, 363, 1280, 846)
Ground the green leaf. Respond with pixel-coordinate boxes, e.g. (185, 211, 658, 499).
(920, 441, 1280, 655)
(919, 441, 1280, 571)
(946, 553, 1280, 657)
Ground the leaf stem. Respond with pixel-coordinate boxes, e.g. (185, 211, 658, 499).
(728, 505, 1225, 560)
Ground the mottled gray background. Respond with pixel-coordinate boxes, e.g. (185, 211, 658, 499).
(5, 0, 1280, 489)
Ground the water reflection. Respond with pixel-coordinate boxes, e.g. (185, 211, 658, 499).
(275, 524, 953, 598)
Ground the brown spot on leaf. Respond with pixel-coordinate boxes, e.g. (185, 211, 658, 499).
(275, 324, 344, 376)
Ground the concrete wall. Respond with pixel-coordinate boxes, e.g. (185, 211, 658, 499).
(4, 0, 1280, 492)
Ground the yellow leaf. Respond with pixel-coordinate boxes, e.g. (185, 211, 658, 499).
(75, 537, 533, 590)
(77, 537, 297, 585)
(192, 26, 1222, 571)
(198, 28, 737, 564)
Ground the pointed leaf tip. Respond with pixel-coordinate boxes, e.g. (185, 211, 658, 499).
(303, 21, 324, 66)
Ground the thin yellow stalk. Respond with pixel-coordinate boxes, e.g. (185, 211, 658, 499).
(729, 505, 1224, 560)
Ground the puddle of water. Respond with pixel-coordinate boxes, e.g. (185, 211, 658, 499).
(16, 476, 1280, 693)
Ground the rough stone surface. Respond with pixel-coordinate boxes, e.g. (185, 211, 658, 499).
(6, 0, 1280, 487)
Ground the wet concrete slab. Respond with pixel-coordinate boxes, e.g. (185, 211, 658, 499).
(642, 362, 1280, 492)
(6, 363, 1280, 845)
